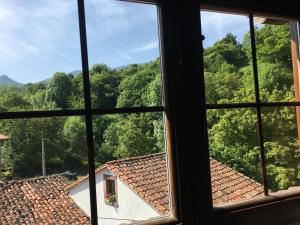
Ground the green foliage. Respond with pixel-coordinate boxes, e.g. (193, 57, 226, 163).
(117, 59, 161, 107)
(90, 68, 120, 108)
(1, 23, 298, 194)
(204, 33, 248, 71)
(243, 24, 292, 68)
(100, 113, 163, 160)
(45, 72, 73, 109)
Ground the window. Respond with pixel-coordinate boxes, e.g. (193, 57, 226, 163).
(1, 0, 298, 225)
(199, 3, 300, 225)
(202, 10, 300, 205)
(0, 1, 177, 225)
(104, 175, 117, 205)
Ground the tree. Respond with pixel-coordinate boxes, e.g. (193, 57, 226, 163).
(243, 24, 292, 68)
(204, 33, 248, 70)
(90, 70, 120, 108)
(114, 113, 162, 158)
(45, 72, 73, 109)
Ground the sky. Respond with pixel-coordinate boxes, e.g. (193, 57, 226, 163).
(0, 0, 250, 83)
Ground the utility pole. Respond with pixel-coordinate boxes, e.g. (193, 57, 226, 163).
(42, 138, 46, 176)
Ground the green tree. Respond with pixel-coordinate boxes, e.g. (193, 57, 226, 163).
(45, 72, 73, 109)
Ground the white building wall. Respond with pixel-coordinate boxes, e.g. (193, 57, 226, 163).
(69, 169, 161, 225)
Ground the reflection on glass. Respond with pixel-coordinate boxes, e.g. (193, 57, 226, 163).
(0, 116, 91, 224)
(201, 11, 255, 104)
(85, 0, 162, 108)
(254, 16, 296, 103)
(262, 107, 300, 193)
(207, 109, 264, 206)
(0, 0, 83, 111)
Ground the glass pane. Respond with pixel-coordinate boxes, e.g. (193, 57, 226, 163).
(262, 107, 300, 194)
(207, 108, 264, 206)
(0, 0, 84, 111)
(253, 16, 297, 103)
(82, 112, 171, 224)
(0, 116, 91, 224)
(85, 0, 163, 108)
(201, 11, 255, 104)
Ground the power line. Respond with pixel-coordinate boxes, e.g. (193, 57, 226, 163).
(43, 138, 87, 161)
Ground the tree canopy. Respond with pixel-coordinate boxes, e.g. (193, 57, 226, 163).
(0, 24, 298, 192)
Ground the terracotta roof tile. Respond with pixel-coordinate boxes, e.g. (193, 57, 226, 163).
(105, 153, 264, 212)
(210, 158, 264, 205)
(0, 174, 90, 225)
(106, 153, 169, 215)
(67, 153, 264, 216)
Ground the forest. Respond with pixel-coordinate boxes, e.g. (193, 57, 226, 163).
(0, 23, 298, 192)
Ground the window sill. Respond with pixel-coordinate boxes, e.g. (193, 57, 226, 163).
(213, 189, 300, 225)
(214, 188, 300, 213)
(128, 215, 179, 225)
(104, 199, 118, 207)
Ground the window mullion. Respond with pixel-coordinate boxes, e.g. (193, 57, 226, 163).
(249, 14, 269, 196)
(77, 0, 98, 224)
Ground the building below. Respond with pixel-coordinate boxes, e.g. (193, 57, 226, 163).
(0, 153, 264, 225)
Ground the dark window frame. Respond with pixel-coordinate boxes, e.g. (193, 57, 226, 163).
(1, 0, 299, 225)
(199, 2, 300, 225)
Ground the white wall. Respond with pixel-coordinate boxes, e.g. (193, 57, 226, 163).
(69, 169, 161, 225)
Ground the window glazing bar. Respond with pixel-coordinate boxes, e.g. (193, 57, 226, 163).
(77, 0, 98, 224)
(249, 14, 268, 196)
(92, 106, 164, 115)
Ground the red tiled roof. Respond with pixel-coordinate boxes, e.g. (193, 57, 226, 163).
(68, 153, 264, 214)
(107, 153, 169, 215)
(0, 174, 90, 225)
(210, 158, 264, 205)
(0, 134, 9, 141)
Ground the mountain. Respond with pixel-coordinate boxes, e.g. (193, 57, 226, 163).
(0, 75, 23, 86)
(114, 63, 142, 71)
(68, 70, 82, 76)
(38, 70, 82, 85)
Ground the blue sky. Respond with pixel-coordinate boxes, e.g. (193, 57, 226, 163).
(0, 0, 250, 83)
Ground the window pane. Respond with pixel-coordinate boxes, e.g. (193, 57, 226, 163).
(88, 112, 171, 224)
(0, 116, 91, 224)
(261, 107, 300, 193)
(85, 0, 163, 108)
(253, 16, 297, 103)
(207, 108, 264, 206)
(201, 11, 255, 104)
(0, 0, 84, 111)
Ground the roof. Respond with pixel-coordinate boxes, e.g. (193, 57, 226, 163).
(107, 153, 169, 215)
(69, 153, 264, 214)
(0, 174, 90, 225)
(210, 158, 264, 205)
(0, 134, 9, 141)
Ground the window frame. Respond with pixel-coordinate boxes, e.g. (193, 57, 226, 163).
(199, 2, 300, 225)
(1, 0, 299, 225)
(103, 175, 118, 206)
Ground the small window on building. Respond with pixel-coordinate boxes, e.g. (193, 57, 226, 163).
(104, 175, 117, 206)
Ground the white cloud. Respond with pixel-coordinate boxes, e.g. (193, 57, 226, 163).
(115, 49, 135, 61)
(85, 0, 157, 41)
(201, 11, 249, 47)
(131, 41, 159, 53)
(0, 0, 77, 62)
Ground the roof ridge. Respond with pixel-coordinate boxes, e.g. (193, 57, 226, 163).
(0, 171, 69, 185)
(106, 152, 165, 165)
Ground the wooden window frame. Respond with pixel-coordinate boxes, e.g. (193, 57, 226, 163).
(199, 2, 300, 225)
(1, 0, 298, 225)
